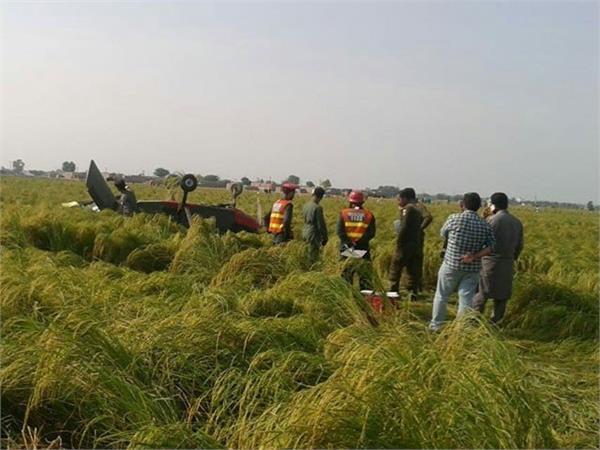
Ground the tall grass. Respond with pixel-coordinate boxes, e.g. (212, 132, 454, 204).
(231, 319, 559, 449)
(1, 177, 598, 449)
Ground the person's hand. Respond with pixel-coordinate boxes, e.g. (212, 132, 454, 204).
(461, 253, 476, 264)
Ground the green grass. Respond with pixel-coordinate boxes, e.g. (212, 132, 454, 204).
(1, 177, 598, 449)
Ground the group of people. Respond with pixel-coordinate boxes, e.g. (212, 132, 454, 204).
(116, 177, 523, 329)
(265, 184, 524, 330)
(430, 192, 523, 330)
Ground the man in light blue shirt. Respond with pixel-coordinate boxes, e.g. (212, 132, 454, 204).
(430, 192, 495, 331)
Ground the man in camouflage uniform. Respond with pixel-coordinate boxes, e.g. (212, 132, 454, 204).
(302, 186, 328, 262)
(388, 188, 423, 299)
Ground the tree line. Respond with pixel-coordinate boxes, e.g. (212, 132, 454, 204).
(2, 159, 596, 210)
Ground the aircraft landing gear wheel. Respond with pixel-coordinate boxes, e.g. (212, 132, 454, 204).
(180, 174, 198, 192)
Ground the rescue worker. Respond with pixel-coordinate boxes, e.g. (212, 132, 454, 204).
(266, 182, 296, 244)
(388, 188, 423, 300)
(302, 186, 328, 261)
(114, 177, 137, 216)
(337, 190, 376, 289)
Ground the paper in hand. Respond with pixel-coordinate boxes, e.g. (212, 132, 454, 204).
(341, 248, 367, 259)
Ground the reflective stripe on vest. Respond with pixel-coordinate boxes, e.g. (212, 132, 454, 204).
(268, 199, 291, 234)
(341, 208, 373, 243)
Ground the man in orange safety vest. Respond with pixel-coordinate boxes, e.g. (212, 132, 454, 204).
(337, 190, 376, 288)
(266, 182, 297, 244)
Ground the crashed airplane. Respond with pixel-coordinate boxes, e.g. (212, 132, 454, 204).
(80, 160, 260, 233)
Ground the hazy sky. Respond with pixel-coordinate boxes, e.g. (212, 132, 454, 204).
(2, 1, 598, 203)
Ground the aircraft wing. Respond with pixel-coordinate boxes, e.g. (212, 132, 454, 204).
(86, 160, 118, 210)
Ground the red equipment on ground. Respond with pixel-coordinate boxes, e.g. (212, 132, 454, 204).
(360, 290, 400, 313)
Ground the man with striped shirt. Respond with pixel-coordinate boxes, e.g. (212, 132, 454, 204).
(430, 192, 495, 331)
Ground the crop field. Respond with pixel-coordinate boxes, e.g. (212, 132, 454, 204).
(1, 177, 598, 449)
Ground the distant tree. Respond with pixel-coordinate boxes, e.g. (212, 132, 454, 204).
(240, 177, 251, 186)
(320, 179, 332, 189)
(12, 159, 25, 173)
(154, 167, 170, 178)
(376, 185, 400, 198)
(62, 161, 76, 172)
(587, 201, 595, 211)
(286, 175, 300, 185)
(306, 180, 315, 188)
(203, 174, 220, 182)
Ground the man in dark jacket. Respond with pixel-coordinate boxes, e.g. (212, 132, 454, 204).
(388, 188, 423, 299)
(337, 190, 376, 289)
(115, 178, 137, 216)
(302, 187, 328, 262)
(473, 192, 524, 323)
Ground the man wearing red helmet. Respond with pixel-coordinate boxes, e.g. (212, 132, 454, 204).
(266, 182, 297, 244)
(337, 190, 376, 288)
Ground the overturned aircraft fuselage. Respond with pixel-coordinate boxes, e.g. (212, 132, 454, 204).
(86, 160, 260, 233)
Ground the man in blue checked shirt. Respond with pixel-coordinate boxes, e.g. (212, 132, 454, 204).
(430, 192, 495, 331)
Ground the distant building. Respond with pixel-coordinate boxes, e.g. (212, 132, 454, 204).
(198, 179, 229, 188)
(325, 188, 344, 196)
(251, 181, 276, 193)
(126, 175, 155, 184)
(56, 171, 86, 180)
